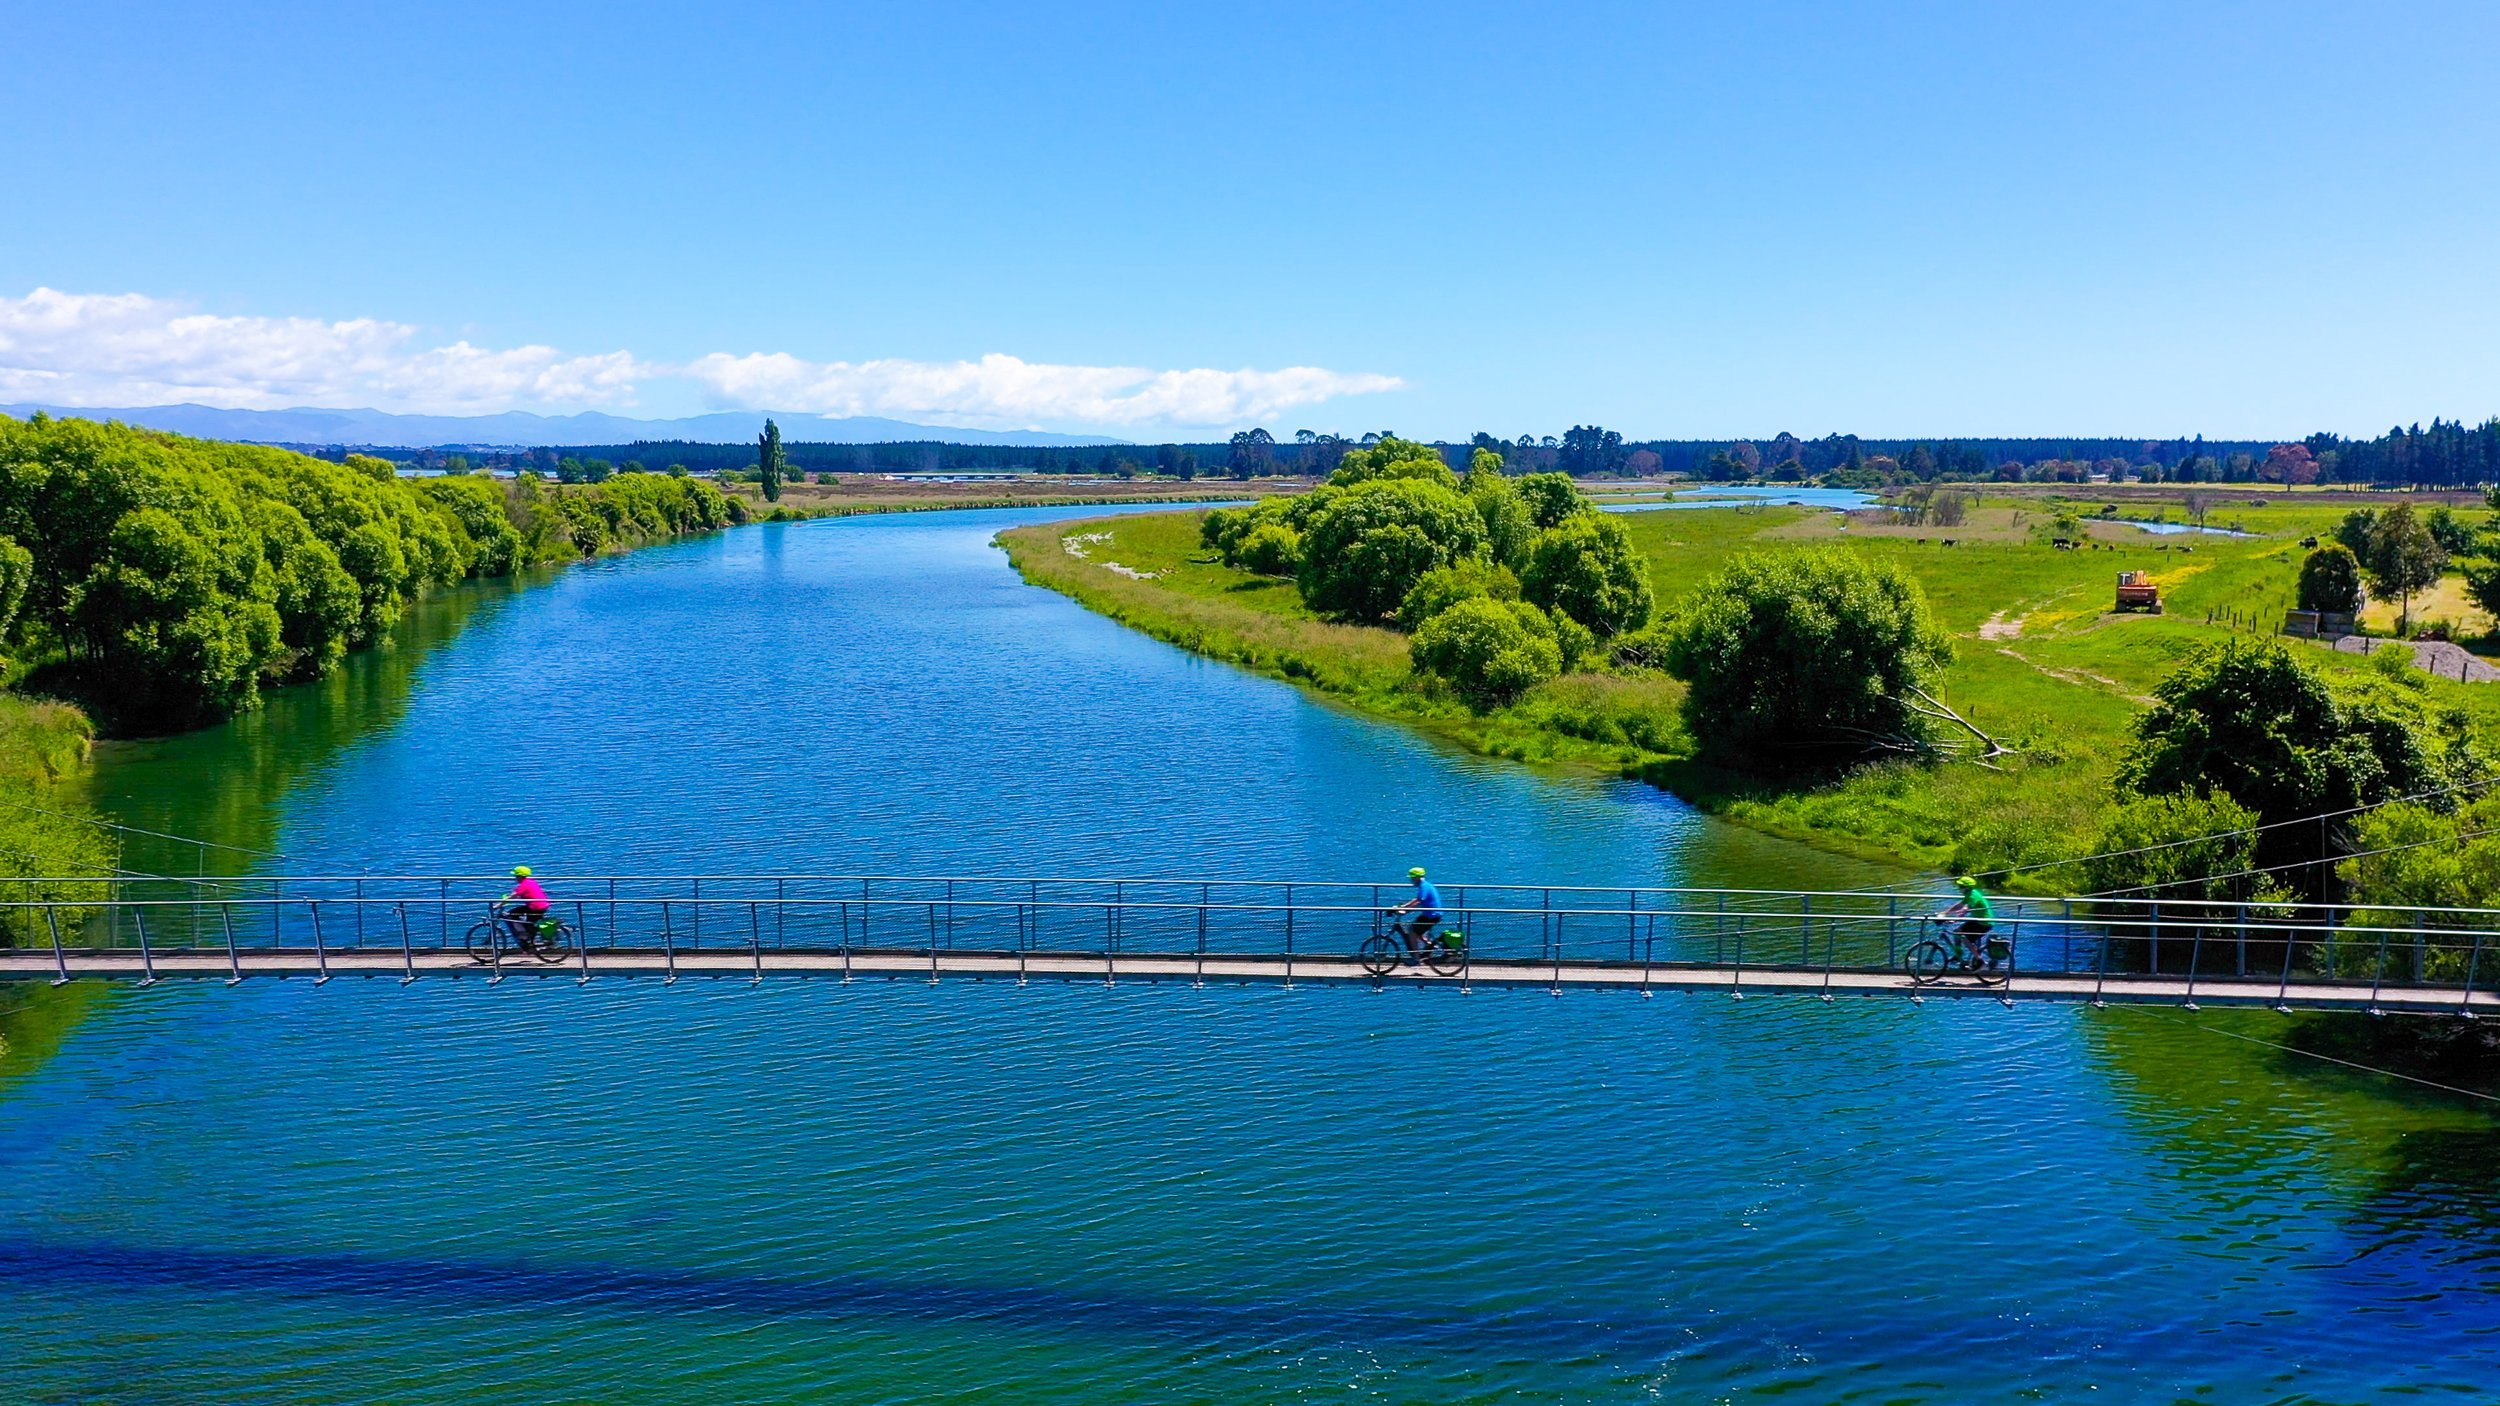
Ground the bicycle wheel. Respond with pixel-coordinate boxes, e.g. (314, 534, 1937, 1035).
(1903, 939, 1955, 985)
(532, 920, 576, 964)
(1358, 933, 1402, 977)
(1425, 932, 1468, 976)
(463, 920, 503, 965)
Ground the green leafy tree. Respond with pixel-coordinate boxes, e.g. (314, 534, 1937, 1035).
(2118, 638, 2465, 900)
(1410, 596, 1564, 708)
(1661, 547, 1953, 767)
(1235, 522, 1301, 577)
(1324, 435, 1456, 489)
(1295, 479, 1487, 622)
(2423, 505, 2477, 557)
(1225, 427, 1276, 479)
(1463, 451, 1535, 569)
(0, 534, 30, 641)
(1513, 472, 1587, 529)
(758, 419, 787, 502)
(2295, 544, 2364, 614)
(2332, 507, 2378, 559)
(1398, 558, 1520, 632)
(2362, 501, 2446, 632)
(1519, 512, 1653, 637)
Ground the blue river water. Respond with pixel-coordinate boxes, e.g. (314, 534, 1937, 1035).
(2, 506, 2494, 1401)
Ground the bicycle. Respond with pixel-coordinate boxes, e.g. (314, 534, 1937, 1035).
(1359, 913, 1468, 977)
(1902, 916, 2009, 986)
(465, 906, 578, 966)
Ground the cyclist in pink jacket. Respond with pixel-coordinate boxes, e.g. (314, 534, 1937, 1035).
(500, 866, 551, 946)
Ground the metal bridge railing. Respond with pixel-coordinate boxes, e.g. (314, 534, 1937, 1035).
(0, 873, 2492, 1006)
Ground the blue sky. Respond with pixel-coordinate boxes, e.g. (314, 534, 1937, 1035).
(3, 1, 2495, 439)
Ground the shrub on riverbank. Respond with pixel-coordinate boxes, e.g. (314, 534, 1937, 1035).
(1410, 597, 1567, 708)
(1662, 548, 1954, 769)
(0, 693, 116, 945)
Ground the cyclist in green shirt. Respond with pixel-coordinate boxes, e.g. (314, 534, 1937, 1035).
(1943, 875, 2000, 969)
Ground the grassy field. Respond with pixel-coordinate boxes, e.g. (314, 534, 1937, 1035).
(1004, 493, 2500, 879)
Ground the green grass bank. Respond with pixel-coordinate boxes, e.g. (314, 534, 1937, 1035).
(1003, 496, 2500, 878)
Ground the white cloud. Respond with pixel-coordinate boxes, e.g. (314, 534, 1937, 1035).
(0, 287, 1403, 428)
(679, 351, 1404, 429)
(0, 288, 650, 413)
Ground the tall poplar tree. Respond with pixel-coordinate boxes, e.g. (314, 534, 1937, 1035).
(758, 418, 787, 502)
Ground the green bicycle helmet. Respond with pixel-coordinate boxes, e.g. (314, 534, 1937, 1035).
(513, 865, 532, 879)
(1408, 867, 1427, 880)
(1953, 874, 1977, 889)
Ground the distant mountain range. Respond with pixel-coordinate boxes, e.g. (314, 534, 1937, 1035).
(0, 403, 1126, 449)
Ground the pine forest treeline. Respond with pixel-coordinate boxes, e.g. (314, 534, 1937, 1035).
(0, 413, 736, 730)
(464, 418, 2500, 489)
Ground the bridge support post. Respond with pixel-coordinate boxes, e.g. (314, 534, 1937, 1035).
(575, 901, 591, 986)
(398, 903, 414, 986)
(308, 900, 329, 985)
(2367, 920, 2391, 1016)
(1818, 896, 1835, 1002)
(1550, 911, 1564, 997)
(749, 902, 764, 987)
(2461, 926, 2485, 1019)
(2091, 904, 2111, 1009)
(220, 905, 242, 986)
(45, 906, 67, 987)
(1283, 886, 1295, 991)
(2274, 907, 2299, 1013)
(2183, 910, 2202, 1011)
(1194, 884, 1207, 989)
(133, 909, 157, 987)
(661, 900, 678, 985)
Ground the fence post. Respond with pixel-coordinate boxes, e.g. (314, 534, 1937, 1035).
(398, 902, 414, 986)
(749, 902, 765, 987)
(661, 900, 678, 985)
(2273, 906, 2299, 1013)
(1886, 894, 1899, 968)
(2460, 925, 2486, 1019)
(1195, 883, 1208, 990)
(575, 900, 592, 985)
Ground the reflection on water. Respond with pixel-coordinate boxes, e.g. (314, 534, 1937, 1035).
(1, 506, 2491, 1402)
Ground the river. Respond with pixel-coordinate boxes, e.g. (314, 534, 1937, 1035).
(2, 506, 2492, 1401)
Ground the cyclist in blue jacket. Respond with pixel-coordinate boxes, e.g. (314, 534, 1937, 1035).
(1389, 866, 1444, 962)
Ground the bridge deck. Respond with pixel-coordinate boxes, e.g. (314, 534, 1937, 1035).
(8, 948, 2494, 1016)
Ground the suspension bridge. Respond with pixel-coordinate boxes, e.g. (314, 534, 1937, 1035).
(0, 874, 2494, 1016)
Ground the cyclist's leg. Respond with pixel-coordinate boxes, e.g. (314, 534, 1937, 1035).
(1408, 914, 1439, 958)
